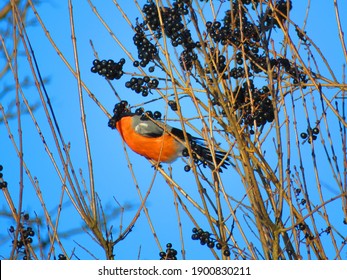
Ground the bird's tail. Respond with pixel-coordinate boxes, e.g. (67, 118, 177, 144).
(183, 138, 230, 171)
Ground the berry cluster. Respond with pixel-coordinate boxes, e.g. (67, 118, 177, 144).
(191, 227, 231, 257)
(142, 0, 193, 49)
(141, 0, 200, 72)
(295, 25, 307, 43)
(231, 81, 274, 130)
(207, 4, 260, 47)
(300, 127, 319, 143)
(9, 213, 35, 259)
(168, 100, 178, 111)
(136, 109, 162, 121)
(134, 105, 163, 122)
(0, 164, 8, 189)
(90, 59, 125, 80)
(133, 26, 158, 67)
(204, 49, 232, 79)
(108, 101, 164, 129)
(300, 198, 306, 206)
(206, 4, 307, 82)
(296, 223, 314, 241)
(200, 1, 308, 133)
(159, 243, 178, 260)
(179, 50, 198, 71)
(263, 0, 293, 28)
(125, 76, 159, 97)
(293, 186, 307, 205)
(294, 187, 301, 196)
(203, 0, 306, 84)
(274, 57, 308, 86)
(319, 226, 332, 236)
(108, 100, 130, 129)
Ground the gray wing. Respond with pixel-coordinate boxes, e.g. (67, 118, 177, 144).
(132, 115, 172, 138)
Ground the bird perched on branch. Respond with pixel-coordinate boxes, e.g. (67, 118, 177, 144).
(108, 101, 230, 171)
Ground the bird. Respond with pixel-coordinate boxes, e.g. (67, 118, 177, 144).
(108, 100, 230, 171)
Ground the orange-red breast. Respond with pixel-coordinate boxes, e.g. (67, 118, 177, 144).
(108, 101, 229, 170)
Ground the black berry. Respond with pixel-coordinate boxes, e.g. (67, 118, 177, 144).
(184, 165, 191, 172)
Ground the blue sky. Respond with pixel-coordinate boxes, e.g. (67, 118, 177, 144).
(1, 0, 347, 260)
